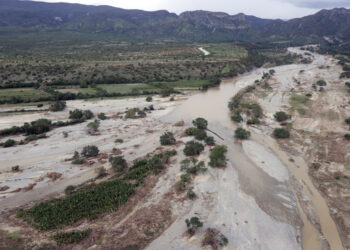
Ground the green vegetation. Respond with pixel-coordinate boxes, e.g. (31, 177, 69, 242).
(97, 113, 107, 120)
(87, 119, 100, 134)
(160, 132, 176, 146)
(25, 133, 46, 142)
(17, 179, 135, 230)
(193, 128, 207, 141)
(81, 145, 99, 157)
(205, 136, 215, 146)
(345, 134, 350, 140)
(71, 151, 85, 165)
(180, 158, 207, 175)
(273, 128, 290, 138)
(209, 145, 227, 167)
(274, 111, 290, 122)
(289, 94, 308, 115)
(109, 156, 127, 173)
(316, 80, 327, 86)
(192, 118, 208, 129)
(146, 96, 153, 102)
(185, 217, 203, 235)
(125, 108, 147, 119)
(49, 101, 66, 112)
(69, 109, 94, 121)
(234, 128, 251, 140)
(183, 141, 204, 156)
(186, 188, 196, 200)
(11, 165, 20, 172)
(52, 229, 91, 245)
(202, 228, 228, 248)
(2, 139, 16, 147)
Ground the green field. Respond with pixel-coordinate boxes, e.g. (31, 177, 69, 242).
(0, 88, 51, 101)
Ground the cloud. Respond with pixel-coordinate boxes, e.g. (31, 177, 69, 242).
(34, 0, 348, 19)
(275, 0, 350, 8)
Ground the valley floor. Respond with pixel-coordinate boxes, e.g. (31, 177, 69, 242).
(0, 47, 348, 250)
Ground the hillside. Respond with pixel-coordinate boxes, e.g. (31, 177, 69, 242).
(0, 0, 349, 44)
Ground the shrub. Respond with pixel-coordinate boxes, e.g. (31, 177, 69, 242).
(3, 139, 16, 147)
(186, 188, 196, 200)
(49, 101, 66, 112)
(81, 145, 99, 157)
(181, 158, 206, 175)
(146, 96, 152, 102)
(209, 145, 227, 167)
(160, 88, 172, 97)
(192, 118, 208, 129)
(160, 132, 176, 145)
(115, 139, 124, 143)
(205, 136, 215, 146)
(87, 119, 100, 133)
(344, 134, 350, 140)
(69, 109, 94, 120)
(246, 118, 260, 125)
(96, 167, 107, 178)
(193, 128, 207, 141)
(202, 228, 228, 248)
(185, 217, 203, 235)
(180, 173, 191, 182)
(345, 117, 350, 124)
(109, 156, 127, 173)
(12, 165, 20, 172)
(184, 141, 204, 156)
(234, 128, 250, 140)
(273, 128, 290, 138)
(185, 127, 197, 136)
(316, 80, 327, 86)
(53, 229, 91, 245)
(97, 113, 107, 120)
(72, 157, 85, 165)
(23, 119, 51, 135)
(25, 133, 47, 142)
(231, 113, 243, 122)
(274, 111, 289, 122)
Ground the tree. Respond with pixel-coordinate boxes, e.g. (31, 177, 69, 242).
(183, 141, 204, 156)
(193, 128, 207, 140)
(205, 136, 215, 146)
(192, 118, 208, 129)
(185, 217, 203, 235)
(273, 128, 290, 138)
(234, 128, 250, 140)
(316, 80, 327, 86)
(50, 101, 66, 112)
(109, 156, 127, 173)
(209, 145, 227, 167)
(146, 96, 153, 102)
(3, 139, 16, 147)
(23, 119, 51, 135)
(87, 119, 100, 134)
(97, 113, 107, 120)
(160, 132, 176, 145)
(274, 111, 289, 122)
(81, 145, 99, 157)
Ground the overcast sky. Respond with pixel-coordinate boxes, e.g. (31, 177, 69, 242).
(35, 0, 350, 19)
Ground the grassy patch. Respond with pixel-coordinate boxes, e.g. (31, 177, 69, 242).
(52, 229, 91, 245)
(0, 88, 51, 102)
(289, 94, 308, 114)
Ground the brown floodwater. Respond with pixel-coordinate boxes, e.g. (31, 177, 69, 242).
(162, 55, 344, 250)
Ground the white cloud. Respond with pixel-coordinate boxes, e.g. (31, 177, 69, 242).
(33, 0, 347, 19)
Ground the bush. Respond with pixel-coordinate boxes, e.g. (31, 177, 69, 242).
(87, 119, 100, 133)
(202, 228, 228, 248)
(185, 217, 203, 235)
(345, 117, 350, 124)
(115, 139, 124, 143)
(231, 113, 243, 122)
(49, 101, 66, 112)
(180, 158, 206, 175)
(273, 128, 290, 138)
(246, 118, 260, 125)
(180, 173, 191, 182)
(316, 80, 327, 86)
(37, 104, 43, 108)
(274, 111, 289, 122)
(146, 96, 153, 102)
(25, 133, 47, 142)
(81, 145, 99, 157)
(186, 188, 196, 200)
(185, 127, 197, 136)
(53, 229, 91, 245)
(72, 157, 85, 165)
(345, 134, 350, 140)
(64, 185, 76, 195)
(209, 145, 227, 167)
(234, 128, 250, 140)
(97, 113, 107, 120)
(205, 136, 215, 146)
(109, 156, 127, 173)
(160, 132, 176, 145)
(184, 141, 204, 156)
(69, 109, 94, 120)
(193, 128, 207, 140)
(23, 119, 51, 135)
(11, 165, 20, 172)
(192, 118, 208, 129)
(3, 139, 16, 147)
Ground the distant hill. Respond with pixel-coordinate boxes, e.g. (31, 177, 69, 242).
(0, 0, 349, 44)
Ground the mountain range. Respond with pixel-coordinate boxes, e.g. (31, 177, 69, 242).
(0, 0, 349, 44)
